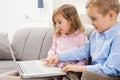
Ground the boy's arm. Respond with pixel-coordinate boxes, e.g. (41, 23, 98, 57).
(59, 41, 90, 62)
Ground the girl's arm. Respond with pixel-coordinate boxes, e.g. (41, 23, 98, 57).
(47, 36, 57, 57)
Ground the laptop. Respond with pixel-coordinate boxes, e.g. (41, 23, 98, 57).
(4, 33, 66, 78)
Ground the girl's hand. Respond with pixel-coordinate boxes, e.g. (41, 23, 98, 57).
(62, 64, 85, 72)
(41, 55, 59, 66)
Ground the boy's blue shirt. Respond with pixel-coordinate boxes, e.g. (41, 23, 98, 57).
(59, 22, 120, 76)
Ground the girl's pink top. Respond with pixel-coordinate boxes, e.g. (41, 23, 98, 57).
(48, 29, 88, 67)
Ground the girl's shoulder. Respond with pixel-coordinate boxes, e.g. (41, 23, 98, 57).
(76, 30, 87, 37)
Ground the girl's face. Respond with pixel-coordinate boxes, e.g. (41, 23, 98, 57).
(86, 7, 115, 33)
(54, 14, 71, 35)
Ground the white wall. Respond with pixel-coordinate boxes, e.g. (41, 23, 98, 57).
(0, 0, 52, 41)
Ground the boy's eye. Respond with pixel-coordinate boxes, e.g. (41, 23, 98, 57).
(58, 21, 62, 24)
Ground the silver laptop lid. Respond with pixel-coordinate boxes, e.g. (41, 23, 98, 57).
(4, 33, 17, 62)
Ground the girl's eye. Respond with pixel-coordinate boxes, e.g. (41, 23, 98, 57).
(54, 23, 56, 26)
(53, 22, 56, 25)
(91, 17, 97, 21)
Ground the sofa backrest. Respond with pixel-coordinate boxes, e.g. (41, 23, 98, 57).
(11, 26, 94, 61)
(11, 27, 53, 60)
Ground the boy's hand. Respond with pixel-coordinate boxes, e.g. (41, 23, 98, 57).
(41, 55, 59, 66)
(62, 64, 85, 72)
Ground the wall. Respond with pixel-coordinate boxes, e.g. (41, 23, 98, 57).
(0, 0, 52, 41)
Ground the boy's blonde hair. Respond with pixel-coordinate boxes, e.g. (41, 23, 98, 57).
(52, 4, 84, 37)
(86, 0, 120, 16)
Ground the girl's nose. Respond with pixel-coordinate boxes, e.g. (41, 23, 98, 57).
(56, 24, 60, 29)
(56, 24, 59, 28)
(90, 20, 94, 25)
(55, 25, 59, 30)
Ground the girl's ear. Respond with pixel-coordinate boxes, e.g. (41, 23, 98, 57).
(108, 10, 117, 20)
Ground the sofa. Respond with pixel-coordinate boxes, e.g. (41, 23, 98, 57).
(0, 24, 94, 74)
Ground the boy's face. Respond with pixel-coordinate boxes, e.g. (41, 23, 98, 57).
(54, 14, 71, 35)
(86, 7, 114, 33)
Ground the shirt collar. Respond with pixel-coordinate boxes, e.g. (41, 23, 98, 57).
(62, 29, 80, 38)
(100, 22, 120, 39)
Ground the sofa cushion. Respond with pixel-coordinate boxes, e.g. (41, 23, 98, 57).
(0, 60, 16, 73)
(0, 33, 13, 60)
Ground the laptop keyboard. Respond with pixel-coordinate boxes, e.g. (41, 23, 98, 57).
(18, 60, 44, 74)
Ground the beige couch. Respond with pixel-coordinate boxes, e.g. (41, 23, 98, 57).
(0, 25, 94, 74)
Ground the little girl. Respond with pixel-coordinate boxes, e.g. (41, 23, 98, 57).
(46, 4, 88, 80)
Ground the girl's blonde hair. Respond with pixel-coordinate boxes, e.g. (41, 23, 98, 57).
(52, 4, 84, 37)
(86, 0, 120, 16)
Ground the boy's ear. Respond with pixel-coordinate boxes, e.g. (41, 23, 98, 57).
(108, 10, 117, 20)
